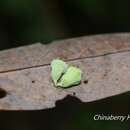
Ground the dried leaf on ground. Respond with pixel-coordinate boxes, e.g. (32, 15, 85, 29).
(0, 33, 130, 110)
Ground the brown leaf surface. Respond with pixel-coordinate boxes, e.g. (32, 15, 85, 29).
(0, 33, 130, 110)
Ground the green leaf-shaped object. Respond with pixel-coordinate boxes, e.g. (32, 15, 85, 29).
(51, 59, 82, 88)
(51, 59, 68, 86)
(57, 66, 82, 88)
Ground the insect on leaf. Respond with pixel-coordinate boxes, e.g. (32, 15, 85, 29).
(57, 66, 82, 88)
(51, 59, 68, 86)
(51, 59, 82, 88)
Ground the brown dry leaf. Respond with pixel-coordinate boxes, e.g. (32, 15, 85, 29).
(0, 33, 130, 110)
